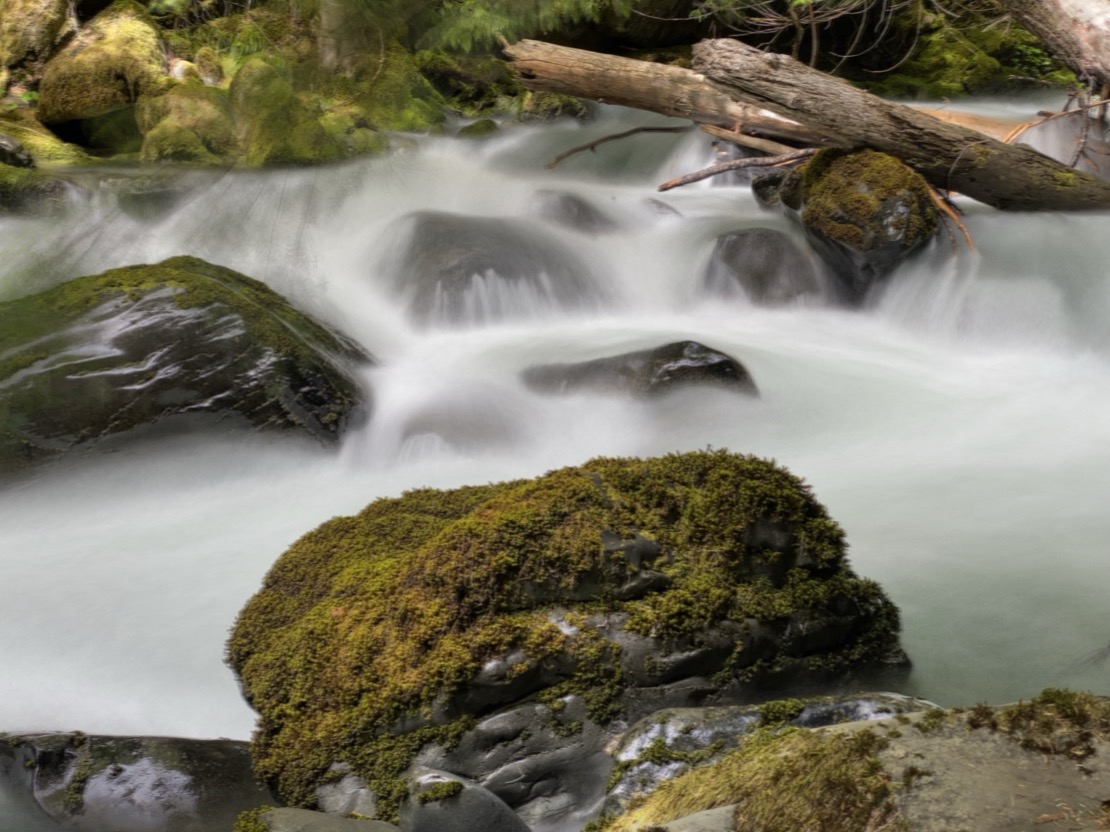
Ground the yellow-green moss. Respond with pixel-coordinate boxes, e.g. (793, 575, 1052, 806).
(137, 84, 235, 163)
(0, 0, 72, 68)
(228, 450, 903, 817)
(36, 1, 171, 124)
(994, 688, 1110, 758)
(233, 805, 273, 832)
(415, 780, 464, 804)
(0, 110, 93, 166)
(797, 148, 937, 252)
(0, 161, 69, 214)
(607, 727, 905, 832)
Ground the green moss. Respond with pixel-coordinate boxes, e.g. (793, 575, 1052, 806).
(36, 1, 171, 125)
(415, 780, 464, 804)
(1054, 169, 1079, 188)
(607, 735, 727, 791)
(994, 688, 1110, 759)
(914, 707, 948, 734)
(758, 698, 806, 727)
(228, 450, 903, 816)
(355, 41, 445, 133)
(233, 806, 273, 832)
(607, 727, 905, 832)
(414, 50, 520, 118)
(137, 84, 235, 162)
(0, 161, 69, 214)
(457, 118, 499, 139)
(0, 111, 93, 166)
(796, 148, 937, 252)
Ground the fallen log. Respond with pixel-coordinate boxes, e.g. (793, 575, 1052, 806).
(504, 39, 1110, 211)
(692, 38, 1110, 210)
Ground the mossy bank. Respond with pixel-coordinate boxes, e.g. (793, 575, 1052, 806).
(228, 449, 907, 820)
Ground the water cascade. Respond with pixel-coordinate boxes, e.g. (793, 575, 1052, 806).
(1, 106, 1108, 823)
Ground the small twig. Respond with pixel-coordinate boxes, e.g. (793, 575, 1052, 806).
(545, 126, 690, 170)
(656, 148, 817, 192)
(1002, 97, 1110, 144)
(699, 124, 797, 156)
(929, 188, 975, 253)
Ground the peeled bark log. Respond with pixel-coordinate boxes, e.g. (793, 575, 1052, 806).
(1005, 0, 1110, 89)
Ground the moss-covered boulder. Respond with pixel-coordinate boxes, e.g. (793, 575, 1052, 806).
(0, 256, 369, 474)
(522, 341, 759, 398)
(355, 41, 445, 134)
(227, 449, 907, 821)
(36, 0, 171, 125)
(136, 83, 236, 164)
(229, 56, 343, 167)
(0, 732, 276, 832)
(777, 149, 939, 303)
(600, 690, 1110, 832)
(414, 51, 519, 119)
(0, 0, 74, 71)
(0, 108, 94, 165)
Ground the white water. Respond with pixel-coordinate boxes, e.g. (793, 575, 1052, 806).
(1, 107, 1108, 754)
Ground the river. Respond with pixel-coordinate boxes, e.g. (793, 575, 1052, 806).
(0, 104, 1107, 765)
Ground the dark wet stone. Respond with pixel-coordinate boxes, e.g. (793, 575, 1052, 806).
(0, 133, 35, 169)
(384, 210, 601, 326)
(401, 772, 530, 832)
(702, 228, 822, 306)
(0, 256, 369, 474)
(0, 732, 275, 832)
(522, 340, 758, 398)
(531, 189, 620, 234)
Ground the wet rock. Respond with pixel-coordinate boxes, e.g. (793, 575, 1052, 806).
(0, 162, 72, 215)
(0, 256, 369, 474)
(36, 1, 171, 125)
(401, 771, 530, 832)
(599, 691, 1110, 832)
(0, 732, 275, 832)
(228, 450, 907, 825)
(0, 133, 35, 168)
(776, 148, 939, 303)
(522, 341, 758, 398)
(701, 228, 823, 306)
(384, 210, 601, 327)
(531, 189, 620, 234)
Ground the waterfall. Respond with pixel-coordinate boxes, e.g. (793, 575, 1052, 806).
(1, 106, 1107, 759)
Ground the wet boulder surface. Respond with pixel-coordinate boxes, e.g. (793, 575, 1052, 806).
(384, 210, 602, 327)
(772, 149, 939, 303)
(0, 255, 369, 474)
(227, 449, 908, 826)
(0, 732, 276, 832)
(701, 228, 824, 306)
(522, 341, 758, 398)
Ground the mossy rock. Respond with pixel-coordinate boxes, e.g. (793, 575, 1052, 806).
(779, 148, 938, 303)
(858, 10, 1076, 98)
(36, 0, 171, 124)
(0, 0, 74, 69)
(0, 160, 71, 214)
(354, 41, 446, 134)
(229, 56, 343, 166)
(228, 449, 906, 819)
(519, 90, 592, 123)
(0, 256, 369, 474)
(414, 51, 519, 118)
(456, 118, 499, 139)
(0, 109, 94, 165)
(137, 83, 235, 164)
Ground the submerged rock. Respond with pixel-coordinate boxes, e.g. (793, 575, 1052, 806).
(0, 162, 73, 215)
(531, 189, 620, 234)
(0, 732, 275, 832)
(523, 341, 758, 398)
(228, 449, 907, 825)
(384, 210, 601, 327)
(0, 256, 369, 474)
(702, 228, 823, 306)
(774, 149, 939, 303)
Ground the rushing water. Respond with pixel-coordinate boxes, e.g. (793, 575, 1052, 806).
(1, 105, 1108, 766)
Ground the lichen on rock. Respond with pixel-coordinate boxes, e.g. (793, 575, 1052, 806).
(227, 449, 907, 821)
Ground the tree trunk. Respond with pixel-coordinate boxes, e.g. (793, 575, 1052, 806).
(503, 39, 1110, 211)
(502, 40, 826, 147)
(1004, 0, 1110, 89)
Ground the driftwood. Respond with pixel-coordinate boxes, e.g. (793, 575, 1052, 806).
(1005, 0, 1110, 90)
(504, 38, 1110, 211)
